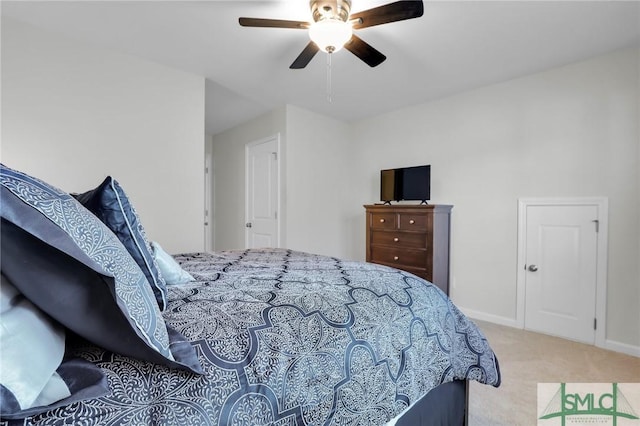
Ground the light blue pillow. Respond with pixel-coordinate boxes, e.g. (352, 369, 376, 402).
(151, 241, 195, 285)
(0, 275, 69, 412)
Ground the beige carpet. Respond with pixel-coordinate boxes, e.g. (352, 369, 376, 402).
(467, 320, 640, 426)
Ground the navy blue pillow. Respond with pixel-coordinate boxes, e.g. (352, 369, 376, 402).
(74, 177, 168, 311)
(0, 164, 202, 375)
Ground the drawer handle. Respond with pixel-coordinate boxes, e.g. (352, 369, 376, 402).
(379, 218, 385, 223)
(409, 219, 415, 224)
(393, 237, 399, 242)
(393, 256, 399, 261)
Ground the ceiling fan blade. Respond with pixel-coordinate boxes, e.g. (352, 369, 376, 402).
(290, 42, 320, 69)
(350, 0, 424, 30)
(344, 35, 386, 67)
(239, 17, 310, 29)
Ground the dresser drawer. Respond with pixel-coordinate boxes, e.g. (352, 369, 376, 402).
(370, 212, 397, 230)
(398, 213, 429, 231)
(397, 266, 431, 282)
(370, 231, 426, 249)
(370, 246, 428, 269)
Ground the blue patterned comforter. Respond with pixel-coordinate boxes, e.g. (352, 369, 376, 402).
(13, 249, 500, 425)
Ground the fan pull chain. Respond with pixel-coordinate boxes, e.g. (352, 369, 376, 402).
(326, 53, 333, 103)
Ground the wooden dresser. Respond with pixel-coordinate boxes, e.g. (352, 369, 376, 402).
(364, 204, 453, 295)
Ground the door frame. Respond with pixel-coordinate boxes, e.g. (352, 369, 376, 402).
(244, 134, 281, 249)
(516, 197, 608, 348)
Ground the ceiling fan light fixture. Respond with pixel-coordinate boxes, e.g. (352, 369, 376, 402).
(309, 19, 353, 53)
(240, 0, 424, 68)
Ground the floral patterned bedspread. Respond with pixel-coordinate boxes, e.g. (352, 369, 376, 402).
(11, 249, 500, 426)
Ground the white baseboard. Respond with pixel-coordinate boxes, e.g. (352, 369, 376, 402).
(457, 307, 520, 329)
(604, 339, 640, 358)
(459, 307, 640, 358)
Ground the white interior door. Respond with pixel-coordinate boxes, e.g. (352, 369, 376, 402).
(245, 135, 280, 249)
(204, 148, 213, 252)
(520, 200, 605, 345)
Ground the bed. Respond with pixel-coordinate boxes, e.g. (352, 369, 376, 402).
(0, 164, 500, 425)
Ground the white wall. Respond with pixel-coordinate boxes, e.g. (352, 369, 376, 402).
(210, 106, 287, 250)
(284, 105, 353, 258)
(1, 18, 205, 253)
(210, 105, 354, 258)
(350, 48, 639, 349)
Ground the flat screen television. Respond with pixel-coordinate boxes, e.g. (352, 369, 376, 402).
(380, 165, 431, 204)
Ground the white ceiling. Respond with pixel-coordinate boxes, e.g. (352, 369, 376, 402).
(3, 1, 639, 136)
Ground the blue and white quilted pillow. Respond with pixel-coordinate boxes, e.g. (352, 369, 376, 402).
(0, 164, 202, 375)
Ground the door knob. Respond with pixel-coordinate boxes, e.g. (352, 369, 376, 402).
(528, 264, 538, 272)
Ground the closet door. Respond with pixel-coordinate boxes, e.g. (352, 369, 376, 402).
(519, 199, 606, 345)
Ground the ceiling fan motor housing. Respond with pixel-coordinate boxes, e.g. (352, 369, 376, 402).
(311, 0, 352, 22)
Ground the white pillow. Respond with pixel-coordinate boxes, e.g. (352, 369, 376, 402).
(0, 275, 70, 410)
(151, 242, 195, 285)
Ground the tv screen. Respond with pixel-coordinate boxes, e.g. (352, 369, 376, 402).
(380, 165, 430, 203)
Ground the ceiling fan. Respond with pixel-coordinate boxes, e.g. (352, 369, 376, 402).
(239, 0, 424, 69)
